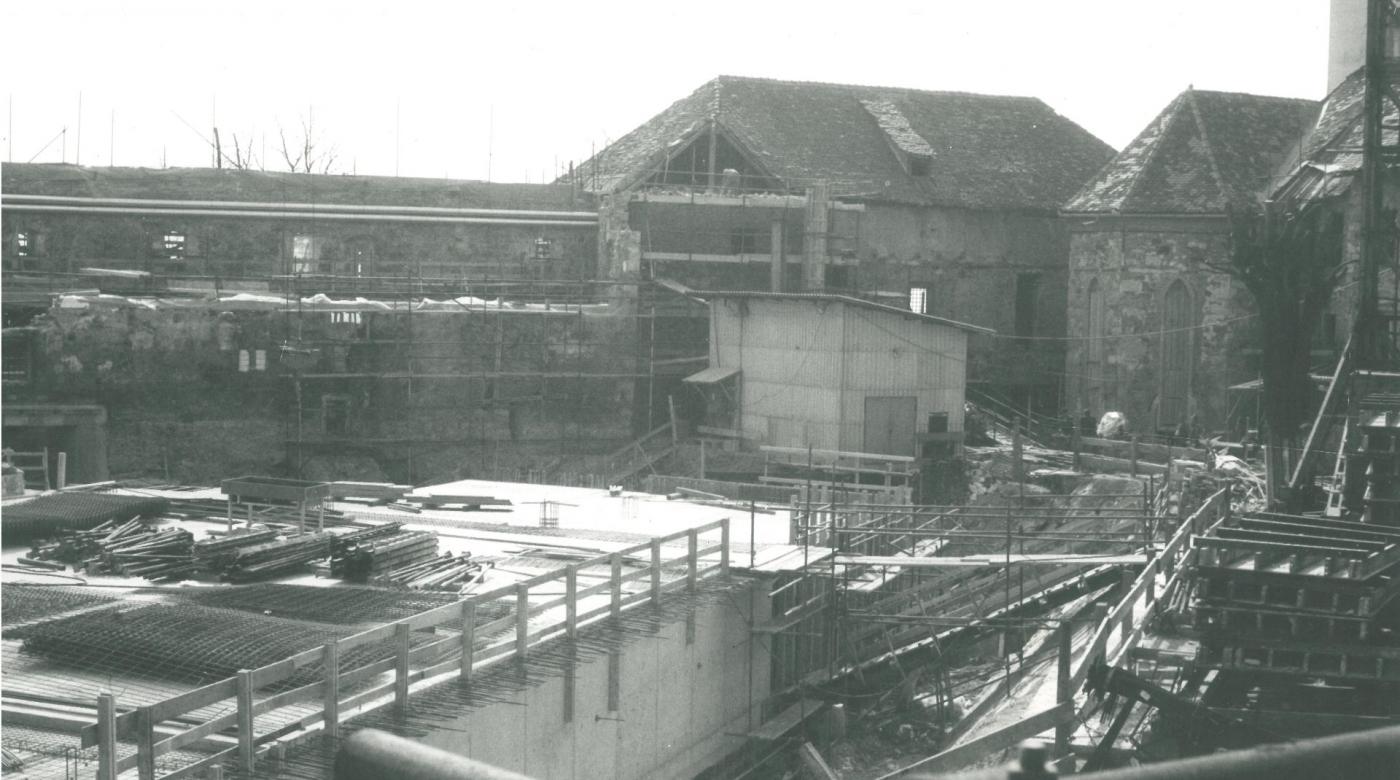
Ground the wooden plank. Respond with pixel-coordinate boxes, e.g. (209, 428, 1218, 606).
(97, 693, 117, 780)
(751, 699, 824, 741)
(148, 678, 239, 723)
(154, 746, 237, 780)
(150, 712, 237, 758)
(251, 680, 324, 718)
(395, 623, 411, 709)
(878, 703, 1072, 779)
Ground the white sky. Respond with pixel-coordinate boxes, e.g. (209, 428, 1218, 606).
(0, 1, 1329, 184)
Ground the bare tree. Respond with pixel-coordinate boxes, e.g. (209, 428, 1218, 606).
(226, 132, 259, 170)
(278, 113, 338, 174)
(1210, 203, 1349, 503)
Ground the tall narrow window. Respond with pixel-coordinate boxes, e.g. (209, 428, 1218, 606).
(15, 231, 32, 257)
(292, 234, 320, 275)
(1086, 278, 1106, 413)
(909, 286, 929, 314)
(1160, 280, 1192, 428)
(1014, 273, 1041, 339)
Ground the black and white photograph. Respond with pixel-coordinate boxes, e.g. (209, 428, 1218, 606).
(0, 2, 1397, 778)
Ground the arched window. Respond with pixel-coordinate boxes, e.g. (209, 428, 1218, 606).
(1086, 278, 1106, 414)
(1159, 279, 1193, 428)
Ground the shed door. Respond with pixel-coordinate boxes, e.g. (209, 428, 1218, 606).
(863, 396, 917, 456)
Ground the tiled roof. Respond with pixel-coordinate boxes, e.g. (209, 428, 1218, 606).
(1270, 68, 1400, 205)
(570, 76, 1114, 211)
(1064, 89, 1320, 214)
(1, 164, 592, 211)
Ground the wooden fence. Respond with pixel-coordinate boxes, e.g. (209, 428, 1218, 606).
(84, 518, 731, 780)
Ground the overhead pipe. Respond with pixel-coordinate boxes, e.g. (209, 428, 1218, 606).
(3, 194, 597, 221)
(334, 729, 536, 780)
(4, 203, 596, 228)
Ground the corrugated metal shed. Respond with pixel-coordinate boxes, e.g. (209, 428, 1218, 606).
(699, 292, 974, 455)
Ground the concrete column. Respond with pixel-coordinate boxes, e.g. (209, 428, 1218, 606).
(770, 219, 785, 292)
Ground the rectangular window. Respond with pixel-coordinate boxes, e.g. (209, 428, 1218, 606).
(909, 286, 928, 314)
(730, 228, 759, 255)
(322, 395, 351, 436)
(533, 237, 554, 260)
(162, 231, 187, 261)
(15, 231, 32, 257)
(292, 235, 320, 275)
(1015, 273, 1040, 339)
(332, 311, 362, 325)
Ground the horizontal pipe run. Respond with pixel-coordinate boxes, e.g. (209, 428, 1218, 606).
(5, 203, 596, 227)
(5, 194, 598, 220)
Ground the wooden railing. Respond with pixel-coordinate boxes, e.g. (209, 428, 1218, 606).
(879, 487, 1231, 778)
(1068, 486, 1230, 693)
(84, 518, 731, 780)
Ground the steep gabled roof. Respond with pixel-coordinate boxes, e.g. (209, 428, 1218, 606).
(571, 75, 1114, 212)
(1270, 68, 1400, 205)
(1064, 89, 1320, 215)
(1, 164, 590, 211)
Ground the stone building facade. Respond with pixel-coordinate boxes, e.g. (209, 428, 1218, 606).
(572, 76, 1114, 412)
(1061, 88, 1322, 435)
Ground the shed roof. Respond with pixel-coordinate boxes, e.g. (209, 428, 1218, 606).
(1, 163, 592, 212)
(1064, 89, 1319, 215)
(569, 75, 1113, 211)
(695, 290, 994, 335)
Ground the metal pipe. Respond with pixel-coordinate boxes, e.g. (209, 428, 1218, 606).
(5, 203, 596, 227)
(4, 193, 597, 220)
(334, 729, 536, 780)
(922, 725, 1400, 780)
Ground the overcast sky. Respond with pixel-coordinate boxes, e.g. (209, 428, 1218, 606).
(1, 1, 1329, 184)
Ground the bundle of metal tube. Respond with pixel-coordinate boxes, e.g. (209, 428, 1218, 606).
(27, 518, 150, 563)
(332, 530, 437, 582)
(191, 526, 281, 571)
(95, 528, 197, 580)
(377, 552, 482, 591)
(222, 532, 334, 582)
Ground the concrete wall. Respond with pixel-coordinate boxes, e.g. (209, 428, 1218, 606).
(709, 297, 966, 454)
(1064, 218, 1256, 434)
(418, 585, 768, 780)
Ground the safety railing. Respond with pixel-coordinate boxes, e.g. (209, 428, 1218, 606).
(1068, 486, 1230, 693)
(84, 518, 731, 780)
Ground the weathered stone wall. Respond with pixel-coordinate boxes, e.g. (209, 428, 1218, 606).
(18, 299, 640, 484)
(853, 204, 1068, 400)
(1065, 218, 1256, 434)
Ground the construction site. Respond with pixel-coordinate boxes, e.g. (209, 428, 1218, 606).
(4, 1, 1400, 779)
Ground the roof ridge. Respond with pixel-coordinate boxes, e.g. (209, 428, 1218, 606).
(711, 73, 1047, 103)
(1117, 91, 1188, 211)
(1183, 88, 1232, 207)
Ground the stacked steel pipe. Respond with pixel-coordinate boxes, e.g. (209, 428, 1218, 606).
(191, 526, 280, 571)
(377, 552, 483, 591)
(93, 528, 197, 580)
(222, 532, 334, 582)
(332, 530, 437, 582)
